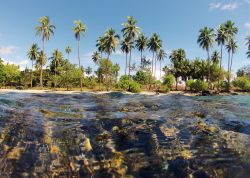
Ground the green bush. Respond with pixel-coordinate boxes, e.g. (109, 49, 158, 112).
(117, 75, 130, 90)
(216, 81, 230, 91)
(163, 74, 174, 90)
(129, 81, 141, 93)
(186, 80, 208, 92)
(233, 77, 250, 91)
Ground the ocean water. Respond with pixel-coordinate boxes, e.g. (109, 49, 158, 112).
(0, 92, 249, 177)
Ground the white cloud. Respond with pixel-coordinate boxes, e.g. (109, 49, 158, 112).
(0, 46, 18, 55)
(245, 22, 250, 30)
(1, 58, 29, 71)
(209, 2, 240, 11)
(209, 3, 221, 10)
(221, 2, 239, 10)
(245, 0, 250, 4)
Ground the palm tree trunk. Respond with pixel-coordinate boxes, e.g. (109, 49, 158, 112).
(154, 53, 157, 79)
(160, 60, 162, 79)
(175, 77, 178, 91)
(141, 51, 143, 68)
(207, 49, 211, 87)
(40, 39, 45, 88)
(77, 39, 83, 92)
(31, 60, 33, 88)
(218, 44, 223, 89)
(152, 52, 154, 75)
(229, 52, 234, 91)
(125, 53, 128, 75)
(227, 51, 231, 90)
(129, 49, 132, 81)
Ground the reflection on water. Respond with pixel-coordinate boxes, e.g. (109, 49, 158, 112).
(0, 92, 250, 177)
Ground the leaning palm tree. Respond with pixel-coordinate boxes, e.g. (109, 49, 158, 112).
(122, 16, 140, 80)
(135, 33, 148, 66)
(216, 24, 227, 84)
(157, 49, 167, 79)
(147, 33, 162, 78)
(73, 20, 87, 91)
(197, 27, 215, 84)
(65, 46, 72, 60)
(49, 49, 63, 88)
(226, 38, 238, 88)
(35, 16, 55, 88)
(121, 38, 132, 75)
(37, 51, 46, 88)
(27, 43, 39, 88)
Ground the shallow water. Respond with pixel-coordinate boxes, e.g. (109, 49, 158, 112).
(0, 92, 250, 178)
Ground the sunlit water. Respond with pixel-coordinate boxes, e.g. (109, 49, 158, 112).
(0, 92, 250, 178)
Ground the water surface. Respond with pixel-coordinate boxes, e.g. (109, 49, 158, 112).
(0, 92, 249, 177)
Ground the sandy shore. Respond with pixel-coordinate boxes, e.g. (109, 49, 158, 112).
(0, 89, 196, 96)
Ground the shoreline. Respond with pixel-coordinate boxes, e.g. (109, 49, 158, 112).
(0, 89, 248, 96)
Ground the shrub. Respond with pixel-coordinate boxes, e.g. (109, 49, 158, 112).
(186, 80, 208, 92)
(129, 81, 141, 93)
(163, 74, 174, 90)
(117, 75, 130, 90)
(217, 81, 230, 91)
(233, 77, 250, 91)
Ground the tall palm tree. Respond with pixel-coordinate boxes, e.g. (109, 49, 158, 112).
(157, 49, 167, 79)
(216, 24, 227, 84)
(65, 46, 72, 60)
(197, 27, 215, 84)
(27, 43, 39, 88)
(147, 33, 162, 78)
(35, 16, 55, 88)
(136, 33, 148, 66)
(224, 20, 238, 40)
(49, 49, 63, 88)
(37, 51, 46, 88)
(122, 16, 140, 80)
(226, 38, 238, 88)
(121, 38, 132, 75)
(73, 20, 87, 91)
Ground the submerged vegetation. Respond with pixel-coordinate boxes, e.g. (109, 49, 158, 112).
(0, 17, 250, 93)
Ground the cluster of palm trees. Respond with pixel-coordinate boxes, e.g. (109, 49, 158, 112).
(197, 20, 238, 88)
(93, 16, 167, 82)
(27, 16, 250, 91)
(28, 16, 87, 90)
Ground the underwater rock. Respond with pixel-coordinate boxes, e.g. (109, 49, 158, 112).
(7, 147, 25, 160)
(82, 138, 92, 152)
(160, 125, 178, 138)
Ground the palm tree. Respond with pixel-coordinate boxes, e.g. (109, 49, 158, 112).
(49, 49, 63, 88)
(211, 51, 220, 64)
(35, 16, 55, 88)
(103, 28, 119, 60)
(226, 38, 238, 88)
(65, 46, 72, 60)
(157, 49, 167, 79)
(73, 20, 87, 91)
(197, 27, 215, 84)
(37, 51, 46, 88)
(85, 66, 92, 76)
(169, 49, 186, 90)
(27, 43, 39, 88)
(246, 36, 250, 50)
(122, 16, 140, 81)
(96, 36, 106, 59)
(246, 36, 250, 58)
(136, 33, 147, 66)
(121, 38, 132, 75)
(224, 20, 238, 40)
(216, 24, 227, 84)
(147, 33, 162, 78)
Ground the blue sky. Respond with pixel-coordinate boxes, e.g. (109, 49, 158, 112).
(0, 0, 249, 77)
